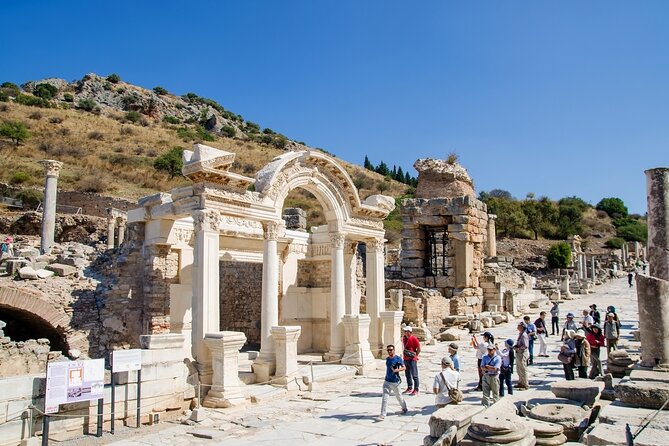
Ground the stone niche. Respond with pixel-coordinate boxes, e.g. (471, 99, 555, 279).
(400, 159, 488, 307)
(219, 260, 263, 349)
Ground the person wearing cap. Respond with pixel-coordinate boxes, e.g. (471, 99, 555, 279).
(433, 356, 460, 408)
(480, 343, 501, 407)
(562, 312, 578, 340)
(534, 312, 549, 357)
(586, 323, 605, 379)
(572, 329, 591, 378)
(603, 312, 620, 355)
(523, 315, 537, 365)
(561, 329, 577, 380)
(448, 343, 460, 372)
(581, 309, 594, 330)
(471, 332, 494, 391)
(513, 323, 529, 390)
(589, 304, 601, 325)
(401, 326, 421, 395)
(499, 339, 515, 396)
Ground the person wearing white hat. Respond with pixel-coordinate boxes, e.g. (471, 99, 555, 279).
(432, 356, 460, 408)
(401, 326, 421, 395)
(572, 329, 591, 379)
(561, 329, 577, 380)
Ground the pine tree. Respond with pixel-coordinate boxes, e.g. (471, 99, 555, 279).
(363, 155, 373, 170)
(397, 166, 404, 183)
(376, 161, 390, 176)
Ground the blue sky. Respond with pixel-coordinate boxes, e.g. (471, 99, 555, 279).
(1, 1, 667, 214)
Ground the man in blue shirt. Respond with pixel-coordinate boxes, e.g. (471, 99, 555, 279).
(378, 345, 408, 421)
(448, 343, 461, 372)
(480, 344, 501, 407)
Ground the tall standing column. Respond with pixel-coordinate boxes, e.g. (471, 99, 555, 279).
(344, 241, 360, 315)
(637, 168, 669, 368)
(366, 238, 386, 357)
(487, 214, 497, 258)
(106, 217, 116, 249)
(38, 160, 63, 254)
(191, 209, 221, 383)
(117, 218, 127, 246)
(253, 221, 282, 382)
(325, 232, 346, 361)
(590, 256, 596, 281)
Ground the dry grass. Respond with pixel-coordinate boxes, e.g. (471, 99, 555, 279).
(0, 102, 409, 204)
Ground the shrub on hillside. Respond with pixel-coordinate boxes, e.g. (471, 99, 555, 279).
(77, 98, 99, 113)
(616, 221, 647, 242)
(604, 237, 625, 249)
(63, 93, 74, 102)
(88, 131, 104, 140)
(33, 83, 58, 100)
(124, 111, 146, 125)
(16, 189, 43, 209)
(547, 242, 572, 269)
(153, 146, 184, 178)
(596, 197, 628, 219)
(28, 111, 43, 120)
(0, 120, 31, 146)
(106, 73, 121, 83)
(78, 175, 108, 193)
(153, 86, 168, 95)
(162, 115, 180, 124)
(49, 116, 64, 124)
(10, 172, 31, 185)
(14, 94, 50, 108)
(220, 125, 236, 138)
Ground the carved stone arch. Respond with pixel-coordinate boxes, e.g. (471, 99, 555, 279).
(0, 286, 71, 352)
(255, 150, 364, 226)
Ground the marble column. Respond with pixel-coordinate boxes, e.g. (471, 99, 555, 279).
(117, 218, 126, 246)
(637, 168, 669, 368)
(380, 311, 404, 354)
(202, 331, 247, 407)
(487, 214, 497, 258)
(344, 241, 360, 315)
(270, 325, 301, 389)
(191, 209, 221, 384)
(106, 217, 116, 249)
(342, 314, 376, 374)
(324, 232, 346, 361)
(590, 256, 596, 280)
(366, 238, 386, 358)
(38, 160, 63, 254)
(253, 221, 282, 382)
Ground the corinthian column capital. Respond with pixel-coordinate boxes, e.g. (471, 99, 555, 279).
(38, 159, 64, 178)
(329, 233, 346, 249)
(192, 209, 222, 232)
(262, 221, 283, 241)
(368, 238, 385, 254)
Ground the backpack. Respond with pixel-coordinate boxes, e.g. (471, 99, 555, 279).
(0, 243, 7, 253)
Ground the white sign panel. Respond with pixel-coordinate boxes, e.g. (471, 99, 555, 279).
(112, 349, 142, 373)
(44, 359, 105, 414)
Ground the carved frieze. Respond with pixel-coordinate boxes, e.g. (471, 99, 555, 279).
(262, 221, 284, 241)
(192, 209, 222, 232)
(174, 228, 195, 245)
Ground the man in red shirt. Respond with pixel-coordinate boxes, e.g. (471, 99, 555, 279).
(402, 326, 421, 395)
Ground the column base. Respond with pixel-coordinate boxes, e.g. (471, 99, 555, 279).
(252, 359, 276, 383)
(203, 387, 247, 408)
(271, 375, 301, 390)
(342, 352, 377, 375)
(323, 351, 343, 363)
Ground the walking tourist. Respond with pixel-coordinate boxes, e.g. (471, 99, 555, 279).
(628, 271, 634, 287)
(562, 312, 578, 339)
(480, 344, 501, 407)
(603, 312, 620, 355)
(573, 329, 591, 379)
(589, 304, 601, 325)
(523, 315, 537, 365)
(499, 339, 515, 396)
(513, 323, 529, 390)
(401, 326, 421, 395)
(378, 345, 407, 421)
(550, 301, 560, 335)
(472, 332, 493, 391)
(586, 324, 605, 379)
(534, 312, 548, 357)
(433, 356, 460, 408)
(581, 309, 594, 330)
(560, 330, 577, 380)
(448, 343, 461, 372)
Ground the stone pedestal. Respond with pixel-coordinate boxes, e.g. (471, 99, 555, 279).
(380, 311, 404, 353)
(366, 238, 386, 357)
(560, 275, 572, 299)
(341, 314, 376, 375)
(270, 325, 301, 389)
(38, 160, 63, 254)
(202, 331, 247, 408)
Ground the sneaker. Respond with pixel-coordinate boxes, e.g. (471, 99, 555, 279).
(410, 389, 419, 395)
(473, 386, 482, 391)
(402, 388, 413, 394)
(402, 407, 408, 415)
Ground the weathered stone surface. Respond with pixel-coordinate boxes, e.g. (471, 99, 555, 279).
(429, 404, 485, 439)
(550, 380, 604, 406)
(585, 422, 667, 446)
(45, 263, 78, 276)
(598, 401, 669, 431)
(615, 380, 669, 410)
(628, 369, 669, 383)
(35, 269, 54, 279)
(439, 328, 469, 341)
(529, 404, 588, 441)
(18, 266, 39, 280)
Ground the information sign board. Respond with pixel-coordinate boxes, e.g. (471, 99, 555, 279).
(111, 349, 142, 373)
(45, 359, 105, 413)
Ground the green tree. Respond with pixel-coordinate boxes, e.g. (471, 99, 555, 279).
(604, 237, 625, 249)
(556, 196, 588, 238)
(521, 195, 542, 240)
(33, 83, 58, 100)
(153, 86, 168, 95)
(375, 161, 390, 176)
(0, 120, 30, 146)
(220, 125, 236, 138)
(596, 197, 628, 219)
(107, 73, 121, 83)
(616, 221, 647, 242)
(486, 196, 527, 238)
(364, 155, 373, 170)
(547, 242, 572, 269)
(153, 146, 184, 178)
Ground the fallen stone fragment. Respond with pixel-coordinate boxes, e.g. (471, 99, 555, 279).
(18, 266, 39, 280)
(615, 380, 669, 410)
(46, 263, 78, 276)
(550, 379, 604, 406)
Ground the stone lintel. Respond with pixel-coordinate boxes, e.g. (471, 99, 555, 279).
(140, 334, 185, 350)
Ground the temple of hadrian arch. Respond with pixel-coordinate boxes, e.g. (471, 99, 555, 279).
(128, 144, 397, 395)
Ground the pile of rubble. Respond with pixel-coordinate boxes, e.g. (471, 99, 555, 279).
(606, 349, 636, 378)
(1, 240, 100, 281)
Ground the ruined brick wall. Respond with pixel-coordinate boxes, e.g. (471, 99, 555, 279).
(296, 260, 331, 287)
(142, 245, 179, 334)
(220, 261, 263, 348)
(0, 338, 62, 377)
(385, 279, 452, 333)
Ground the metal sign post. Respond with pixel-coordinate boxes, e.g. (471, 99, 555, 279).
(41, 415, 49, 446)
(96, 398, 103, 437)
(136, 369, 142, 428)
(110, 349, 142, 430)
(110, 352, 115, 434)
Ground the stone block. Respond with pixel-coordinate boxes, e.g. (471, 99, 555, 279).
(598, 401, 669, 431)
(139, 334, 185, 350)
(18, 267, 39, 280)
(615, 380, 669, 410)
(429, 404, 485, 440)
(550, 380, 604, 406)
(438, 328, 469, 342)
(628, 370, 669, 383)
(35, 269, 54, 279)
(45, 263, 78, 276)
(585, 422, 667, 446)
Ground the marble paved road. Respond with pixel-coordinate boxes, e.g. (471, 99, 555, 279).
(78, 277, 640, 446)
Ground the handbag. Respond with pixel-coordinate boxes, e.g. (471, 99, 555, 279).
(404, 349, 416, 359)
(557, 351, 574, 365)
(439, 372, 463, 404)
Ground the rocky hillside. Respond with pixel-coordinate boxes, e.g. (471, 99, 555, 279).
(0, 74, 410, 225)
